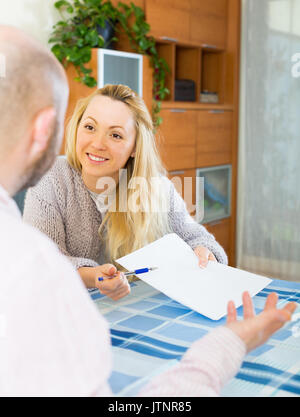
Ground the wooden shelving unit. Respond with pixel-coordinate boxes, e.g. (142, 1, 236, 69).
(63, 0, 241, 266)
(146, 0, 241, 266)
(154, 40, 227, 107)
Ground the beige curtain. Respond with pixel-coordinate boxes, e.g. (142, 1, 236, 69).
(237, 0, 300, 281)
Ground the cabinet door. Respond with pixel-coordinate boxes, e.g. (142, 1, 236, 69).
(204, 218, 231, 259)
(190, 0, 228, 49)
(196, 110, 232, 167)
(168, 169, 196, 216)
(146, 0, 191, 43)
(157, 109, 196, 171)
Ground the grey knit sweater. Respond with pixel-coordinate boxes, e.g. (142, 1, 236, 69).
(23, 157, 228, 269)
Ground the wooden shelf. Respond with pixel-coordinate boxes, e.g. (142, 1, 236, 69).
(155, 38, 229, 106)
(155, 37, 225, 52)
(161, 101, 234, 111)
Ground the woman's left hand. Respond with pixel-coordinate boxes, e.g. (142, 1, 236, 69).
(193, 246, 217, 268)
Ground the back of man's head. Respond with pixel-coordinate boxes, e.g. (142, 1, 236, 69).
(0, 25, 69, 194)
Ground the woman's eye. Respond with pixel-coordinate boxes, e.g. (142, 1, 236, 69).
(84, 124, 94, 131)
(112, 133, 122, 139)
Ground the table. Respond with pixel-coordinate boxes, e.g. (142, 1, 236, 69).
(89, 278, 300, 397)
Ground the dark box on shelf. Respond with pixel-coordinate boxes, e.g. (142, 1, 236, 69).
(175, 79, 196, 102)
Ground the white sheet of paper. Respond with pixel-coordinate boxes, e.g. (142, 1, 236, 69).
(117, 233, 272, 320)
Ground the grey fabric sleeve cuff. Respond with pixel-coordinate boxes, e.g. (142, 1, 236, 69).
(67, 256, 99, 270)
(187, 237, 228, 265)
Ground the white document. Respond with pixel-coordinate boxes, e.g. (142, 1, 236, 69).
(117, 233, 272, 321)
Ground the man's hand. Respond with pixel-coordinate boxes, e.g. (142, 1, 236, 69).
(95, 264, 131, 301)
(193, 246, 217, 268)
(226, 291, 297, 353)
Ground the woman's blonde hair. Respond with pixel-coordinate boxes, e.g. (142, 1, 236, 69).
(65, 84, 170, 261)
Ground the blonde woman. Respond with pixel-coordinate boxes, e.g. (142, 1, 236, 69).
(23, 84, 227, 300)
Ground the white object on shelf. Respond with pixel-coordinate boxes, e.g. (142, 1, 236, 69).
(97, 48, 143, 97)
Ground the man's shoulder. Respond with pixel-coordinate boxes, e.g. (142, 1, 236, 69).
(0, 210, 62, 265)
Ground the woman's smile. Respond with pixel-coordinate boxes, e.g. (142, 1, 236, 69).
(86, 152, 109, 165)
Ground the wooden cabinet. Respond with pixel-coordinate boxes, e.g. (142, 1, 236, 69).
(157, 109, 196, 171)
(146, 0, 228, 48)
(146, 0, 191, 43)
(189, 0, 228, 49)
(204, 217, 231, 260)
(167, 169, 196, 216)
(196, 110, 233, 167)
(167, 170, 231, 261)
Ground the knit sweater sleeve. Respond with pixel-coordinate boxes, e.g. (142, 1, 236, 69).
(23, 187, 98, 271)
(167, 180, 228, 264)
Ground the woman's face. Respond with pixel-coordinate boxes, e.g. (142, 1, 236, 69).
(76, 95, 136, 191)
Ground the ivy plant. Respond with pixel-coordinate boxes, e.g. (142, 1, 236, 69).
(49, 0, 170, 126)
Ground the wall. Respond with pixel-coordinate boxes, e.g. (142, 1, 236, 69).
(0, 0, 60, 48)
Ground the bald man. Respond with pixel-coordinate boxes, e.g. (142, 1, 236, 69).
(0, 25, 67, 193)
(0, 25, 296, 397)
(0, 25, 113, 396)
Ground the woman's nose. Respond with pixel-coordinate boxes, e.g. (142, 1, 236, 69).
(91, 133, 107, 149)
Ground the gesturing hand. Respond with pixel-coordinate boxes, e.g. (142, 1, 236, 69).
(226, 291, 297, 353)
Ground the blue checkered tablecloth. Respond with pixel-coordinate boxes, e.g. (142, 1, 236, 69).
(89, 278, 300, 397)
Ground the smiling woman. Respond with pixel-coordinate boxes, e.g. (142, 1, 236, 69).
(75, 94, 137, 190)
(23, 84, 228, 301)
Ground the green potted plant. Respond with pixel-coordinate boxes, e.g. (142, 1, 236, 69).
(49, 0, 170, 126)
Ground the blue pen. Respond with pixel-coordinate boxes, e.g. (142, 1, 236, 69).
(98, 267, 158, 282)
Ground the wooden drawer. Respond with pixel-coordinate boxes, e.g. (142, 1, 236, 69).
(167, 169, 196, 216)
(157, 109, 196, 171)
(146, 0, 191, 43)
(196, 110, 233, 167)
(189, 0, 228, 49)
(204, 217, 231, 256)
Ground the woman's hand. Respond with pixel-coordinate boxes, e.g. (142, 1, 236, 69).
(226, 291, 297, 353)
(193, 246, 217, 268)
(78, 264, 131, 301)
(95, 264, 131, 301)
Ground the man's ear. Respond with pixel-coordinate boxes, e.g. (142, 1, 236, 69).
(28, 107, 56, 158)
